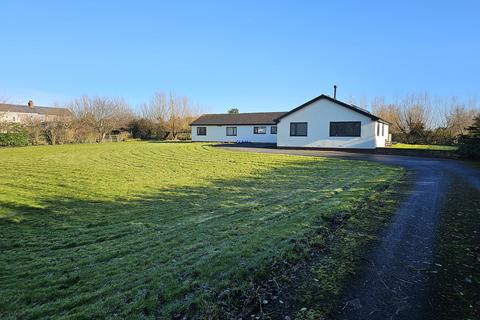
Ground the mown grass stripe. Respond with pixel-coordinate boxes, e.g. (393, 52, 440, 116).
(0, 142, 402, 319)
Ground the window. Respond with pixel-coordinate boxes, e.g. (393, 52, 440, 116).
(12, 116, 16, 122)
(377, 122, 381, 136)
(270, 126, 277, 134)
(381, 123, 385, 136)
(253, 126, 266, 134)
(226, 127, 237, 136)
(329, 121, 361, 137)
(197, 127, 207, 136)
(290, 122, 308, 136)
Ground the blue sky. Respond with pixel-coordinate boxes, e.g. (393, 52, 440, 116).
(1, 0, 479, 113)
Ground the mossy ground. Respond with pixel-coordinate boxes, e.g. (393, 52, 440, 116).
(0, 142, 404, 319)
(430, 172, 480, 319)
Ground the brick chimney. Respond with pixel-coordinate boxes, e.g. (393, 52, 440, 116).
(28, 100, 34, 108)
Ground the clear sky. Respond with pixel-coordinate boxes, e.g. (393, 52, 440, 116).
(1, 0, 479, 113)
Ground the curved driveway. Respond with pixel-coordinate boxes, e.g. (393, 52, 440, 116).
(219, 145, 480, 320)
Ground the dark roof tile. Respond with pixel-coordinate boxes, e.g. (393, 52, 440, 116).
(190, 112, 287, 126)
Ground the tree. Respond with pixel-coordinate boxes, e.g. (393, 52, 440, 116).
(458, 113, 480, 159)
(141, 92, 201, 140)
(228, 108, 239, 114)
(372, 97, 401, 135)
(441, 98, 478, 142)
(24, 118, 44, 145)
(44, 116, 70, 145)
(69, 96, 133, 142)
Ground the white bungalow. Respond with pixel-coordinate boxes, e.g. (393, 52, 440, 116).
(190, 94, 390, 149)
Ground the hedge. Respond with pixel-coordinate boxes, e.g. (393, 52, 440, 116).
(0, 125, 29, 147)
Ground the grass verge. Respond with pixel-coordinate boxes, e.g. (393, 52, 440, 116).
(389, 143, 457, 151)
(430, 173, 480, 319)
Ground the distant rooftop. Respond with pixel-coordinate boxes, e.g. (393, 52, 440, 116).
(0, 101, 72, 117)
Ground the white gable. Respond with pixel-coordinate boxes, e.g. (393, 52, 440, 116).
(277, 98, 387, 149)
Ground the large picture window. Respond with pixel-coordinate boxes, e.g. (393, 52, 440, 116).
(270, 126, 277, 134)
(290, 122, 308, 136)
(329, 121, 361, 137)
(253, 126, 266, 134)
(226, 127, 237, 136)
(197, 127, 207, 136)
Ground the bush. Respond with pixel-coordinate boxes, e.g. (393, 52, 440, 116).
(128, 118, 167, 140)
(0, 124, 29, 147)
(392, 127, 458, 146)
(458, 114, 480, 159)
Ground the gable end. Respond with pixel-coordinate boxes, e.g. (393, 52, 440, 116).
(274, 94, 390, 125)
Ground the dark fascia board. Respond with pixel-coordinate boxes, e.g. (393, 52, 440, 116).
(188, 123, 276, 126)
(274, 94, 391, 125)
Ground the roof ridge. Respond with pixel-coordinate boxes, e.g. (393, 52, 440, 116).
(0, 102, 68, 110)
(201, 111, 287, 115)
(275, 94, 390, 124)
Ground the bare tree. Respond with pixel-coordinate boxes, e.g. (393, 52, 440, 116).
(24, 118, 44, 145)
(141, 92, 168, 122)
(442, 97, 478, 136)
(141, 92, 201, 140)
(371, 97, 401, 134)
(69, 96, 133, 142)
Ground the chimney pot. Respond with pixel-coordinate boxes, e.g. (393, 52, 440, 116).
(333, 85, 337, 99)
(28, 100, 34, 108)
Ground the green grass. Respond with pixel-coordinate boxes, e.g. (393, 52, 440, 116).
(430, 173, 480, 319)
(0, 142, 403, 319)
(389, 143, 458, 151)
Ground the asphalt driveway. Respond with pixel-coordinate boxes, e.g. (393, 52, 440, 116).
(219, 145, 480, 319)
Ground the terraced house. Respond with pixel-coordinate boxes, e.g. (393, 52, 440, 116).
(0, 100, 72, 124)
(190, 94, 391, 149)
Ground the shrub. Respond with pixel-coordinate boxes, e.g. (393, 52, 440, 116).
(128, 118, 167, 140)
(458, 114, 480, 159)
(0, 124, 29, 147)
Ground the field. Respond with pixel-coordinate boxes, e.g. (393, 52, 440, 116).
(0, 142, 403, 319)
(389, 143, 458, 151)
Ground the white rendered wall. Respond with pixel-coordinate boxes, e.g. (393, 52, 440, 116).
(277, 99, 377, 149)
(191, 125, 278, 143)
(374, 122, 390, 147)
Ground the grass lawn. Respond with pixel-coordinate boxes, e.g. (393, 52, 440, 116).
(389, 143, 458, 151)
(0, 142, 404, 319)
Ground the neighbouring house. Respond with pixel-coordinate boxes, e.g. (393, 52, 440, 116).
(190, 94, 391, 149)
(0, 100, 72, 124)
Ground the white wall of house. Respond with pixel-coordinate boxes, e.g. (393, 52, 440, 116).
(191, 125, 278, 143)
(277, 99, 383, 149)
(374, 121, 390, 147)
(0, 112, 46, 123)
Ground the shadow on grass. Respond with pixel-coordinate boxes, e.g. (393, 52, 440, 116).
(0, 158, 400, 319)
